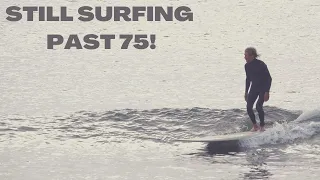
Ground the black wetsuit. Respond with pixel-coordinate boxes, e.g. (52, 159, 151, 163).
(245, 59, 272, 127)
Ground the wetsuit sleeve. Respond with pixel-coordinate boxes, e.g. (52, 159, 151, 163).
(245, 65, 250, 93)
(263, 64, 272, 92)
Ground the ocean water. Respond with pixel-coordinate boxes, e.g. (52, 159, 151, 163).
(1, 0, 320, 179)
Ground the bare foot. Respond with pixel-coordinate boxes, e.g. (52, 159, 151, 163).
(250, 124, 260, 132)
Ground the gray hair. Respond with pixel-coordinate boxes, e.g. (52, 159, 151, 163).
(245, 47, 260, 58)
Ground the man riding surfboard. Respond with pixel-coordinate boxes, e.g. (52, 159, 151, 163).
(244, 47, 272, 132)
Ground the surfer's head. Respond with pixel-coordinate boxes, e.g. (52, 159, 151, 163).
(244, 47, 259, 62)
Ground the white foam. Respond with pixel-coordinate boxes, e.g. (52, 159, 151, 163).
(284, 143, 320, 155)
(239, 120, 320, 148)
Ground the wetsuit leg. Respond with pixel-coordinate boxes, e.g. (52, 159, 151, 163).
(246, 91, 259, 125)
(256, 92, 265, 127)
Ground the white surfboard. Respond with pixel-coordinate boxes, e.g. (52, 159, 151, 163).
(175, 131, 261, 142)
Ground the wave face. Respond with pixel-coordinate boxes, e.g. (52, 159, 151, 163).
(2, 106, 312, 147)
(2, 106, 320, 180)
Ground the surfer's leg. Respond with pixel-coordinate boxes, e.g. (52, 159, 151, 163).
(256, 92, 265, 127)
(246, 91, 259, 125)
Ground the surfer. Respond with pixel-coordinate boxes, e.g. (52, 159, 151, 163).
(244, 47, 272, 132)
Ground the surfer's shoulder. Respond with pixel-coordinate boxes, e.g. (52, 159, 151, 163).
(255, 59, 267, 66)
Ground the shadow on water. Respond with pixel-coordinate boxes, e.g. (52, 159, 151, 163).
(205, 140, 242, 155)
(242, 166, 273, 180)
(178, 140, 244, 157)
(181, 144, 274, 179)
(202, 141, 274, 179)
(207, 143, 273, 179)
(241, 148, 274, 179)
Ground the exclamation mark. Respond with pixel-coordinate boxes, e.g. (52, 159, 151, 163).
(150, 35, 156, 49)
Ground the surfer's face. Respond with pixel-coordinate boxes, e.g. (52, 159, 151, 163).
(244, 51, 254, 62)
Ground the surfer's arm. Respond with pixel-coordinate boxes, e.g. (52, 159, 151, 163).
(263, 63, 272, 92)
(245, 65, 250, 93)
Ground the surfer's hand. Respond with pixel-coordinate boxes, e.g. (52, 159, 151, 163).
(244, 93, 248, 102)
(264, 92, 270, 101)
